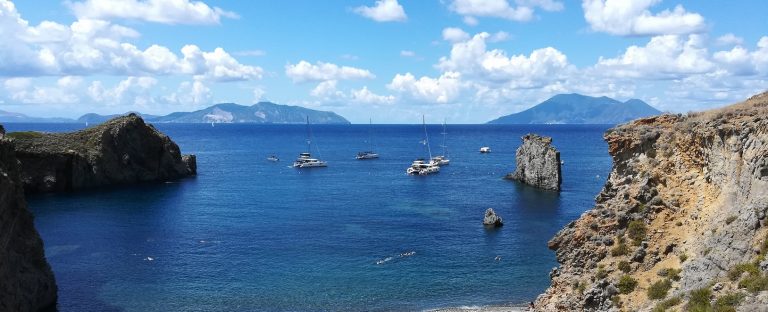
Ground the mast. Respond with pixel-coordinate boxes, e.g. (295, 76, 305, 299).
(368, 118, 373, 152)
(423, 115, 432, 160)
(441, 118, 448, 157)
(305, 116, 311, 153)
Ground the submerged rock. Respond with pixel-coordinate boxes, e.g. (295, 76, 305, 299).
(0, 134, 57, 310)
(9, 114, 196, 193)
(506, 133, 562, 191)
(483, 208, 504, 227)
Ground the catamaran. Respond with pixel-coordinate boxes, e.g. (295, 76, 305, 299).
(356, 118, 379, 160)
(293, 117, 328, 168)
(430, 119, 450, 166)
(406, 115, 440, 175)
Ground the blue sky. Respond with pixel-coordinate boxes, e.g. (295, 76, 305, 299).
(1, 0, 767, 123)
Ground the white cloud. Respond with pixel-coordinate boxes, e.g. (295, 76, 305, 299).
(488, 31, 511, 43)
(252, 86, 266, 102)
(582, 0, 705, 36)
(442, 27, 470, 43)
(285, 61, 375, 83)
(400, 50, 416, 57)
(354, 0, 407, 22)
(350, 87, 396, 105)
(162, 79, 211, 107)
(3, 77, 80, 104)
(448, 0, 563, 22)
(310, 80, 342, 98)
(68, 0, 238, 25)
(0, 0, 261, 81)
(716, 33, 744, 46)
(593, 34, 713, 79)
(387, 72, 463, 103)
(88, 76, 158, 107)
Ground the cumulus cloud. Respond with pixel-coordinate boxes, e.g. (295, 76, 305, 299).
(350, 87, 396, 105)
(285, 61, 375, 83)
(715, 33, 744, 47)
(162, 79, 212, 106)
(354, 0, 407, 22)
(88, 76, 158, 107)
(442, 27, 470, 43)
(448, 0, 563, 22)
(387, 72, 463, 104)
(68, 0, 238, 25)
(0, 0, 261, 81)
(3, 77, 81, 104)
(582, 0, 705, 36)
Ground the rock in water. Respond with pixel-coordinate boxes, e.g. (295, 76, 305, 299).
(10, 113, 196, 193)
(483, 208, 503, 227)
(506, 134, 562, 191)
(0, 133, 57, 310)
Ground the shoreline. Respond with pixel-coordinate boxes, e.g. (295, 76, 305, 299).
(426, 303, 529, 312)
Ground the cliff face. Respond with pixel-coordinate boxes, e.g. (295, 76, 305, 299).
(534, 93, 768, 311)
(10, 114, 196, 193)
(0, 136, 57, 311)
(506, 134, 562, 191)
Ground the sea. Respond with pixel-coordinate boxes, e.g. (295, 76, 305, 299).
(4, 122, 613, 311)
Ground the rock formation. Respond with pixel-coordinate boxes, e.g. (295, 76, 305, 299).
(9, 114, 196, 193)
(506, 134, 562, 191)
(483, 208, 503, 227)
(534, 92, 768, 311)
(0, 133, 57, 310)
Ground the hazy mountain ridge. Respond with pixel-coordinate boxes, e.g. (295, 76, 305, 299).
(2, 102, 349, 124)
(488, 93, 662, 124)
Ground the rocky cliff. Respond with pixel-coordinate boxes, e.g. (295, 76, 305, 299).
(9, 114, 196, 193)
(0, 135, 57, 311)
(534, 92, 768, 311)
(506, 134, 562, 191)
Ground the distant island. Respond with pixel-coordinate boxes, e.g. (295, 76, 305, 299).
(1, 102, 350, 125)
(487, 93, 661, 124)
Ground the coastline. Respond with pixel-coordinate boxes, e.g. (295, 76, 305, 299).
(427, 303, 529, 312)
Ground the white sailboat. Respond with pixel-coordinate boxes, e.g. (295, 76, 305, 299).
(293, 116, 328, 168)
(356, 118, 379, 160)
(406, 115, 440, 175)
(431, 119, 450, 166)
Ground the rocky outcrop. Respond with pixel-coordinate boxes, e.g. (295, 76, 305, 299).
(534, 92, 768, 311)
(0, 135, 57, 311)
(9, 114, 196, 193)
(506, 134, 561, 191)
(483, 208, 503, 227)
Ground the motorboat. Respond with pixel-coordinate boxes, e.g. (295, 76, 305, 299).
(293, 152, 327, 168)
(479, 146, 491, 153)
(267, 155, 279, 162)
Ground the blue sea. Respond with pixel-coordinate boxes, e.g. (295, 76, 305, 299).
(6, 123, 612, 311)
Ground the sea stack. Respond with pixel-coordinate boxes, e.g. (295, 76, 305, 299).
(0, 130, 58, 310)
(483, 208, 503, 227)
(534, 92, 768, 311)
(506, 133, 562, 191)
(9, 114, 196, 193)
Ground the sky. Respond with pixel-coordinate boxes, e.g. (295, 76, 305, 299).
(0, 0, 766, 123)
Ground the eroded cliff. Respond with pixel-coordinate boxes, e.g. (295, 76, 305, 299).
(10, 114, 196, 193)
(534, 92, 768, 311)
(0, 136, 57, 311)
(506, 133, 562, 191)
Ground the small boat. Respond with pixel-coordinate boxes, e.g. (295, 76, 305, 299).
(356, 118, 380, 160)
(479, 146, 491, 153)
(406, 159, 440, 175)
(267, 155, 279, 162)
(293, 117, 328, 168)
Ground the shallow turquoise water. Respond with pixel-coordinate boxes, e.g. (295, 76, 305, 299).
(9, 123, 613, 311)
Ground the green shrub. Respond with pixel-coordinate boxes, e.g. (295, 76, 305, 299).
(617, 275, 638, 294)
(612, 242, 630, 257)
(713, 292, 744, 312)
(595, 266, 608, 280)
(618, 261, 631, 273)
(574, 281, 586, 294)
(738, 274, 768, 293)
(679, 253, 688, 263)
(687, 288, 712, 312)
(647, 279, 673, 300)
(725, 215, 737, 225)
(652, 296, 681, 312)
(627, 220, 647, 245)
(6, 131, 43, 140)
(657, 268, 682, 281)
(728, 262, 760, 281)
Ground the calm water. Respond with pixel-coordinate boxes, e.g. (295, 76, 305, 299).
(7, 123, 612, 311)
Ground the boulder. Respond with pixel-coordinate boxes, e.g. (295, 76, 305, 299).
(483, 208, 503, 227)
(0, 134, 57, 310)
(9, 114, 196, 193)
(505, 133, 562, 191)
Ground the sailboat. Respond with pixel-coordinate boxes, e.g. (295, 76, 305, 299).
(293, 116, 328, 168)
(431, 119, 450, 166)
(356, 118, 379, 160)
(406, 115, 440, 175)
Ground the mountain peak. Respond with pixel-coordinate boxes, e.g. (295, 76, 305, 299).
(487, 93, 661, 124)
